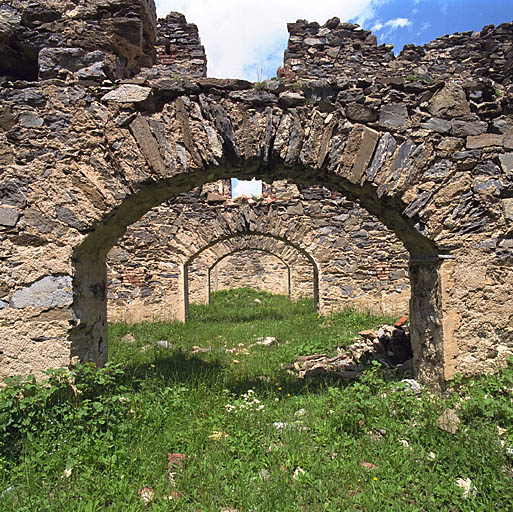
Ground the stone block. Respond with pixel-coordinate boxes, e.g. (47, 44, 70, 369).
(0, 206, 19, 226)
(451, 120, 487, 136)
(428, 83, 470, 119)
(499, 153, 513, 177)
(129, 114, 166, 175)
(10, 275, 73, 309)
(102, 84, 152, 103)
(503, 198, 513, 221)
(278, 92, 304, 107)
(466, 133, 505, 149)
(420, 117, 451, 133)
(340, 124, 379, 184)
(38, 48, 108, 79)
(19, 113, 44, 128)
(379, 103, 408, 128)
(346, 103, 377, 123)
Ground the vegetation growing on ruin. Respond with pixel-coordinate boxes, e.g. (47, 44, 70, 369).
(1, 289, 512, 511)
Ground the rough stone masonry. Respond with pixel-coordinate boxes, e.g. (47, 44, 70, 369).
(0, 0, 512, 388)
(107, 180, 410, 323)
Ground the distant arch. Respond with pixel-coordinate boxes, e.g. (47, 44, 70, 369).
(181, 233, 320, 320)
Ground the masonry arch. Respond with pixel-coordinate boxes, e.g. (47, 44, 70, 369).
(70, 161, 439, 382)
(192, 249, 292, 306)
(4, 71, 512, 388)
(182, 233, 320, 319)
(207, 248, 293, 302)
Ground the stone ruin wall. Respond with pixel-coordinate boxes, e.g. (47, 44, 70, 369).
(0, 0, 512, 386)
(106, 182, 410, 323)
(208, 251, 292, 297)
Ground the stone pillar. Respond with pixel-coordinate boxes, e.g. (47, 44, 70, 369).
(177, 264, 188, 323)
(286, 265, 291, 301)
(71, 252, 108, 367)
(408, 259, 444, 388)
(206, 268, 211, 305)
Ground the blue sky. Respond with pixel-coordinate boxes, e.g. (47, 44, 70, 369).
(155, 0, 513, 196)
(369, 0, 513, 58)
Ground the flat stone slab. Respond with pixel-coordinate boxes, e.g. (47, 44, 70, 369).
(0, 206, 19, 226)
(101, 84, 151, 103)
(10, 276, 73, 309)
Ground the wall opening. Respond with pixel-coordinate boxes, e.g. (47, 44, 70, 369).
(77, 164, 441, 386)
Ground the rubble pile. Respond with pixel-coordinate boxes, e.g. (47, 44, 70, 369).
(293, 319, 413, 379)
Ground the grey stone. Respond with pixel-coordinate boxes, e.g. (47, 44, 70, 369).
(451, 120, 487, 136)
(401, 378, 422, 394)
(325, 16, 340, 29)
(55, 206, 87, 231)
(229, 89, 277, 106)
(499, 239, 513, 248)
(379, 104, 408, 128)
(453, 150, 481, 160)
(77, 61, 106, 80)
(492, 116, 513, 134)
(473, 178, 502, 195)
(499, 153, 513, 177)
(263, 79, 285, 94)
(19, 113, 44, 128)
(38, 47, 84, 78)
(403, 190, 433, 218)
(304, 37, 327, 46)
(503, 199, 513, 221)
(346, 103, 377, 123)
(367, 132, 397, 182)
(337, 89, 364, 104)
(39, 48, 109, 79)
(7, 88, 46, 107)
(102, 84, 151, 103)
(423, 159, 452, 181)
(428, 83, 470, 119)
(421, 118, 451, 133)
(57, 86, 86, 106)
(302, 79, 335, 101)
(278, 92, 304, 107)
(152, 79, 201, 98)
(341, 285, 352, 296)
(473, 161, 500, 176)
(0, 207, 19, 226)
(10, 276, 73, 309)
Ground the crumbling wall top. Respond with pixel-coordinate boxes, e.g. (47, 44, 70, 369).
(153, 11, 207, 78)
(280, 16, 513, 86)
(0, 0, 157, 81)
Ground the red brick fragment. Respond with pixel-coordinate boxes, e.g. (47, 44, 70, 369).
(394, 315, 408, 327)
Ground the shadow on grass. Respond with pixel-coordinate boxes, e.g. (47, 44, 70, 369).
(119, 349, 409, 399)
(187, 310, 293, 323)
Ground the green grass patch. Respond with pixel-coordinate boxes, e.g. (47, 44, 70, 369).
(1, 288, 512, 511)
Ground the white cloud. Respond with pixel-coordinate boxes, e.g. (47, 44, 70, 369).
(232, 179, 262, 198)
(384, 17, 412, 29)
(417, 21, 431, 36)
(155, 0, 390, 80)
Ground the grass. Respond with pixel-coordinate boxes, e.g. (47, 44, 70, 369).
(1, 288, 513, 511)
